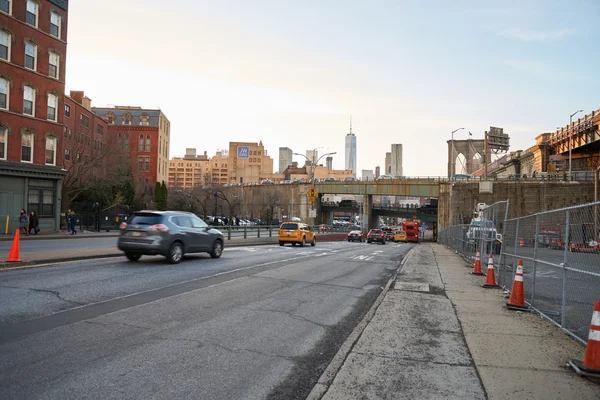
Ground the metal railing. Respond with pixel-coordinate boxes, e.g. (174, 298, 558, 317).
(439, 201, 600, 344)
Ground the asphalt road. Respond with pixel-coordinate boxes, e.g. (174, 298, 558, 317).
(0, 241, 414, 399)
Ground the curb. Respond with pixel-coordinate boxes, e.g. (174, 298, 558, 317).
(306, 246, 415, 400)
(0, 236, 351, 271)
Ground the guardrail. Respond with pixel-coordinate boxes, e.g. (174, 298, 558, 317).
(439, 201, 600, 344)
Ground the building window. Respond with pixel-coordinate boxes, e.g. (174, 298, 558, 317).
(47, 93, 57, 122)
(138, 156, 151, 171)
(50, 12, 61, 38)
(45, 136, 56, 165)
(64, 148, 70, 161)
(49, 51, 59, 79)
(140, 113, 149, 126)
(145, 135, 150, 152)
(0, 77, 7, 110)
(0, 30, 9, 61)
(26, 0, 37, 27)
(138, 134, 143, 151)
(25, 41, 37, 70)
(23, 85, 35, 116)
(97, 124, 103, 135)
(28, 180, 56, 217)
(117, 133, 122, 149)
(124, 134, 129, 150)
(21, 132, 33, 162)
(0, 126, 6, 160)
(64, 103, 70, 117)
(0, 0, 10, 14)
(106, 111, 114, 124)
(123, 112, 132, 125)
(80, 113, 89, 128)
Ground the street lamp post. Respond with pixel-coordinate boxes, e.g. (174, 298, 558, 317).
(450, 128, 465, 177)
(569, 109, 584, 181)
(292, 151, 337, 182)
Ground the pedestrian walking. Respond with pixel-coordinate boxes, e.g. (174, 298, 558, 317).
(68, 210, 78, 235)
(66, 209, 72, 234)
(29, 211, 40, 235)
(19, 209, 29, 236)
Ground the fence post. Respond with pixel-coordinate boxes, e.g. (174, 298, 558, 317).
(269, 225, 272, 237)
(227, 225, 231, 240)
(512, 218, 520, 282)
(257, 225, 261, 238)
(244, 224, 247, 239)
(531, 214, 540, 306)
(561, 210, 571, 328)
(497, 200, 509, 287)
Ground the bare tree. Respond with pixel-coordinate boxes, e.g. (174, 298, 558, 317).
(62, 138, 130, 208)
(261, 190, 282, 225)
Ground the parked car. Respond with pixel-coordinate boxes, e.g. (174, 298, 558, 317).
(376, 175, 393, 181)
(278, 222, 316, 247)
(344, 177, 358, 182)
(347, 230, 363, 242)
(261, 179, 274, 185)
(384, 230, 395, 241)
(394, 230, 407, 243)
(117, 211, 224, 264)
(366, 229, 386, 244)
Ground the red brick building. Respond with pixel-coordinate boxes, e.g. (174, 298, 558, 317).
(0, 0, 69, 232)
(92, 106, 171, 190)
(62, 91, 110, 203)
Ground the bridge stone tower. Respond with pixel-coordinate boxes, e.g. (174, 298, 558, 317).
(447, 139, 487, 177)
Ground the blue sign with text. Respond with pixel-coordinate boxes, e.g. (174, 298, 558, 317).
(237, 146, 249, 159)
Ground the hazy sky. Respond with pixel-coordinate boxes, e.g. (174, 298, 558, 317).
(65, 0, 600, 176)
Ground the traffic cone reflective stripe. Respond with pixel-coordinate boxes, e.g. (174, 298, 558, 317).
(5, 229, 22, 262)
(519, 238, 525, 247)
(569, 301, 600, 377)
(583, 302, 600, 370)
(471, 249, 484, 275)
(506, 260, 528, 310)
(482, 254, 499, 288)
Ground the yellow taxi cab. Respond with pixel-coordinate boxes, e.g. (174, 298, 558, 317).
(394, 230, 407, 243)
(278, 222, 316, 247)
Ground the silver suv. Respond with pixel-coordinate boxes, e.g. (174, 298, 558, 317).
(117, 211, 224, 264)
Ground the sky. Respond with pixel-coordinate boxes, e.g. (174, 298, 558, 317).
(65, 0, 600, 176)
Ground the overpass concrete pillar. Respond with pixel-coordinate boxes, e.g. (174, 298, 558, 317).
(364, 194, 376, 231)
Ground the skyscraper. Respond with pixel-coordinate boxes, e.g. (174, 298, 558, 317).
(326, 157, 333, 170)
(391, 144, 403, 176)
(278, 147, 293, 173)
(385, 152, 392, 175)
(345, 119, 357, 174)
(306, 149, 318, 165)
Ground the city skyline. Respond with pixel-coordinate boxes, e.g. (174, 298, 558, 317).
(64, 0, 600, 176)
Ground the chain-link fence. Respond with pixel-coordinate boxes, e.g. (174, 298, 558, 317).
(440, 201, 600, 344)
(438, 201, 509, 267)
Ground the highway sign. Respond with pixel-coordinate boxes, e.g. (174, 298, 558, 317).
(307, 188, 318, 198)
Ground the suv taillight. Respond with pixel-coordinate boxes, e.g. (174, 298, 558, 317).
(119, 222, 127, 229)
(150, 224, 169, 231)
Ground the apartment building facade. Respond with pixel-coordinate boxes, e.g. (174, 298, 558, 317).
(0, 0, 69, 232)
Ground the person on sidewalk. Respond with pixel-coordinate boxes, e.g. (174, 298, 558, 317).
(68, 210, 78, 235)
(66, 209, 72, 235)
(29, 211, 40, 235)
(19, 209, 29, 236)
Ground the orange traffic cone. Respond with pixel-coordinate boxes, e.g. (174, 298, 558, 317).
(568, 301, 600, 378)
(519, 238, 525, 247)
(482, 254, 499, 288)
(506, 260, 529, 310)
(6, 229, 22, 262)
(471, 249, 484, 275)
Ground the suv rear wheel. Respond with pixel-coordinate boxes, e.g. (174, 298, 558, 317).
(311, 237, 316, 247)
(168, 242, 184, 264)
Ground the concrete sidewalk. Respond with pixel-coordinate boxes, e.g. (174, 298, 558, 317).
(0, 230, 120, 241)
(313, 243, 599, 399)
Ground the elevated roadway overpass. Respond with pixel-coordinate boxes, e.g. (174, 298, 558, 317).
(314, 179, 441, 198)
